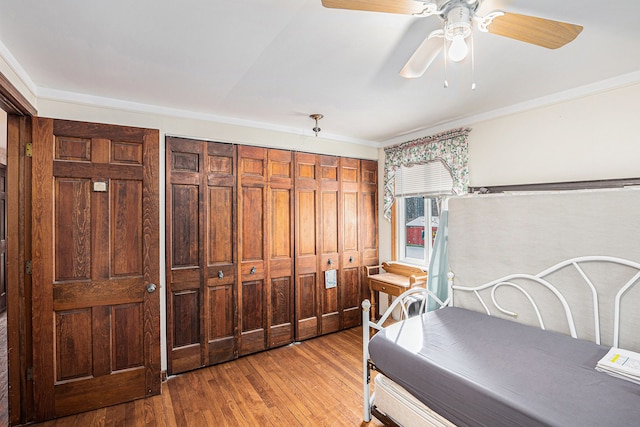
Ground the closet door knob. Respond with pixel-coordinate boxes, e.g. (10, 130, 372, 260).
(218, 270, 224, 279)
(349, 256, 354, 263)
(328, 258, 333, 266)
(250, 266, 256, 275)
(146, 283, 157, 294)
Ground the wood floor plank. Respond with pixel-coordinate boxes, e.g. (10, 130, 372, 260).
(27, 327, 386, 426)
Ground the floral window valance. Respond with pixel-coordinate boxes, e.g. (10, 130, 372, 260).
(383, 127, 470, 221)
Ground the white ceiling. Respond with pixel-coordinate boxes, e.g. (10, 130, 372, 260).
(0, 0, 639, 145)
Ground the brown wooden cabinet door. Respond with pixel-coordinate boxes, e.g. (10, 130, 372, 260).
(340, 158, 361, 328)
(360, 159, 379, 302)
(166, 138, 237, 374)
(294, 152, 320, 340)
(31, 118, 160, 421)
(319, 155, 340, 335)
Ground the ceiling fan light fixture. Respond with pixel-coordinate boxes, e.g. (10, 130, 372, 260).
(448, 34, 468, 62)
(445, 6, 472, 61)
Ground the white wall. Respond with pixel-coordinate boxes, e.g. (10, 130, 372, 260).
(378, 82, 640, 263)
(468, 82, 640, 187)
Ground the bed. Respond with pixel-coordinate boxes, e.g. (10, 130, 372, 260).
(362, 256, 640, 427)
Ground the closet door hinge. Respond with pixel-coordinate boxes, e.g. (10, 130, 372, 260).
(25, 143, 32, 157)
(27, 367, 33, 381)
(25, 260, 32, 275)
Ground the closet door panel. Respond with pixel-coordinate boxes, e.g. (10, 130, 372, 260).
(268, 150, 294, 347)
(238, 146, 268, 355)
(204, 142, 237, 365)
(341, 158, 361, 329)
(360, 160, 379, 302)
(319, 156, 340, 335)
(167, 138, 238, 374)
(167, 138, 205, 374)
(294, 152, 320, 340)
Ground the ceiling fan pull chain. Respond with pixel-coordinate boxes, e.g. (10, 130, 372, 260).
(471, 30, 476, 90)
(443, 35, 449, 88)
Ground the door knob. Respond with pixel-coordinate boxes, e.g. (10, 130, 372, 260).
(146, 283, 157, 293)
(218, 270, 224, 279)
(250, 266, 256, 275)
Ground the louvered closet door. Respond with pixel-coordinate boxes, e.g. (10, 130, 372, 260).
(166, 137, 237, 374)
(340, 158, 361, 328)
(294, 152, 320, 340)
(238, 146, 268, 355)
(360, 159, 379, 303)
(319, 155, 340, 335)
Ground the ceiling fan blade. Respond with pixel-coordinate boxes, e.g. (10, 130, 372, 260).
(321, 0, 429, 15)
(400, 35, 443, 78)
(487, 12, 583, 49)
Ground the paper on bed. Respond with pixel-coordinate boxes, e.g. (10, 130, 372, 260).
(596, 347, 640, 385)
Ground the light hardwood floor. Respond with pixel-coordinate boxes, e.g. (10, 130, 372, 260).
(30, 326, 385, 426)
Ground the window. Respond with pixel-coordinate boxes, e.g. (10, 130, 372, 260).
(396, 196, 440, 266)
(392, 161, 451, 266)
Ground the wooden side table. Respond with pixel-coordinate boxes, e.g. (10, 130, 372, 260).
(365, 263, 427, 320)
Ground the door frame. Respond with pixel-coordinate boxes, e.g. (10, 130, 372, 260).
(2, 68, 37, 425)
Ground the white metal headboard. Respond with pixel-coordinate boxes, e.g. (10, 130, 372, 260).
(448, 256, 640, 348)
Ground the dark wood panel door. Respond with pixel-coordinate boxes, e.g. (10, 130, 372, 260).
(205, 142, 238, 363)
(31, 118, 160, 421)
(319, 155, 340, 335)
(360, 159, 379, 303)
(0, 164, 6, 312)
(340, 158, 361, 328)
(166, 137, 204, 374)
(238, 146, 268, 355)
(267, 149, 294, 347)
(294, 152, 320, 340)
(166, 138, 237, 374)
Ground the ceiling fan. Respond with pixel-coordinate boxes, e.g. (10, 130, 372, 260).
(321, 0, 583, 79)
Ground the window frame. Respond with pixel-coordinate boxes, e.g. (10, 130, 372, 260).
(393, 196, 437, 267)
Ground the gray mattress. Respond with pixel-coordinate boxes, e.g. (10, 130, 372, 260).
(369, 307, 640, 427)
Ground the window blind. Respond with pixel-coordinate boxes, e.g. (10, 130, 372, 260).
(394, 161, 454, 197)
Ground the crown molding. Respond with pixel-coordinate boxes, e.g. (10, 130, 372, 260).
(0, 39, 37, 101)
(37, 87, 381, 148)
(382, 70, 640, 146)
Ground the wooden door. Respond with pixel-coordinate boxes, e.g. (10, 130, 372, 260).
(166, 138, 237, 374)
(319, 155, 340, 335)
(360, 160, 379, 302)
(31, 118, 160, 420)
(340, 158, 361, 328)
(267, 149, 294, 347)
(294, 152, 320, 340)
(238, 146, 268, 355)
(0, 164, 6, 312)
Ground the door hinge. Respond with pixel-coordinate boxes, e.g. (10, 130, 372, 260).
(25, 142, 32, 157)
(27, 367, 33, 381)
(25, 260, 32, 275)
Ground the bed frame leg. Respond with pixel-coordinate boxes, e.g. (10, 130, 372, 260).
(362, 299, 372, 422)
